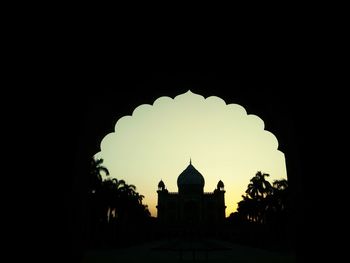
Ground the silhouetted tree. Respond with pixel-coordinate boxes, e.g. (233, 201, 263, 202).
(90, 158, 109, 189)
(237, 172, 289, 225)
(237, 195, 258, 222)
(134, 192, 145, 204)
(265, 179, 289, 223)
(245, 171, 273, 199)
(240, 171, 274, 223)
(89, 157, 151, 247)
(273, 179, 288, 191)
(101, 178, 125, 223)
(90, 158, 110, 224)
(232, 172, 291, 249)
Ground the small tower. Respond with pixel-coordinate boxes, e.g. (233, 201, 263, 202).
(158, 179, 165, 191)
(217, 180, 224, 191)
(215, 180, 226, 220)
(157, 179, 168, 221)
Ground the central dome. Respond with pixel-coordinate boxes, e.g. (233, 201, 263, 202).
(177, 161, 205, 188)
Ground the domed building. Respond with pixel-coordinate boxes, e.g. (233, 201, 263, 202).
(157, 160, 226, 225)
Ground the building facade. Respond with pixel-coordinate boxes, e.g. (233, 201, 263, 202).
(157, 161, 226, 225)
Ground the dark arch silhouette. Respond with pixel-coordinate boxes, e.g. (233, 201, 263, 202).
(64, 71, 309, 261)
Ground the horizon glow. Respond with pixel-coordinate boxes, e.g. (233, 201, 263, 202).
(94, 90, 287, 217)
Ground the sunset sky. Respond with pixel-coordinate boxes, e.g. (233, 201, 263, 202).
(94, 90, 288, 217)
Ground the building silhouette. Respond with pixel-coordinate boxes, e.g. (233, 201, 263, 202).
(157, 160, 226, 225)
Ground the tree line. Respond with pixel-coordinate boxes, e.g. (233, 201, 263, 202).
(229, 171, 289, 225)
(90, 158, 151, 224)
(87, 158, 290, 248)
(88, 158, 152, 247)
(226, 171, 291, 249)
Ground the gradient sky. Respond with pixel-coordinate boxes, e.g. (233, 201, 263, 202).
(94, 90, 287, 217)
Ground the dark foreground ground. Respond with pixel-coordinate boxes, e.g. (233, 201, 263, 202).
(81, 238, 296, 263)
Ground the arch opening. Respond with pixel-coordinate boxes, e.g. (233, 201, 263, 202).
(94, 90, 288, 217)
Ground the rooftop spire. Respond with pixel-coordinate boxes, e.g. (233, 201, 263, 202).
(190, 158, 192, 165)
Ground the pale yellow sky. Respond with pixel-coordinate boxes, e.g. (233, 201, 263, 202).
(94, 90, 287, 217)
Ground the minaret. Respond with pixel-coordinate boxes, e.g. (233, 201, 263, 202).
(157, 179, 168, 221)
(216, 180, 226, 220)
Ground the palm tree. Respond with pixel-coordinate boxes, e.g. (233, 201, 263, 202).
(133, 192, 145, 204)
(264, 179, 290, 237)
(88, 157, 112, 247)
(119, 183, 137, 197)
(107, 178, 126, 221)
(273, 179, 288, 191)
(246, 171, 273, 199)
(101, 178, 119, 222)
(237, 195, 256, 222)
(240, 171, 276, 223)
(119, 183, 136, 218)
(245, 178, 260, 199)
(272, 179, 289, 212)
(90, 158, 109, 190)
